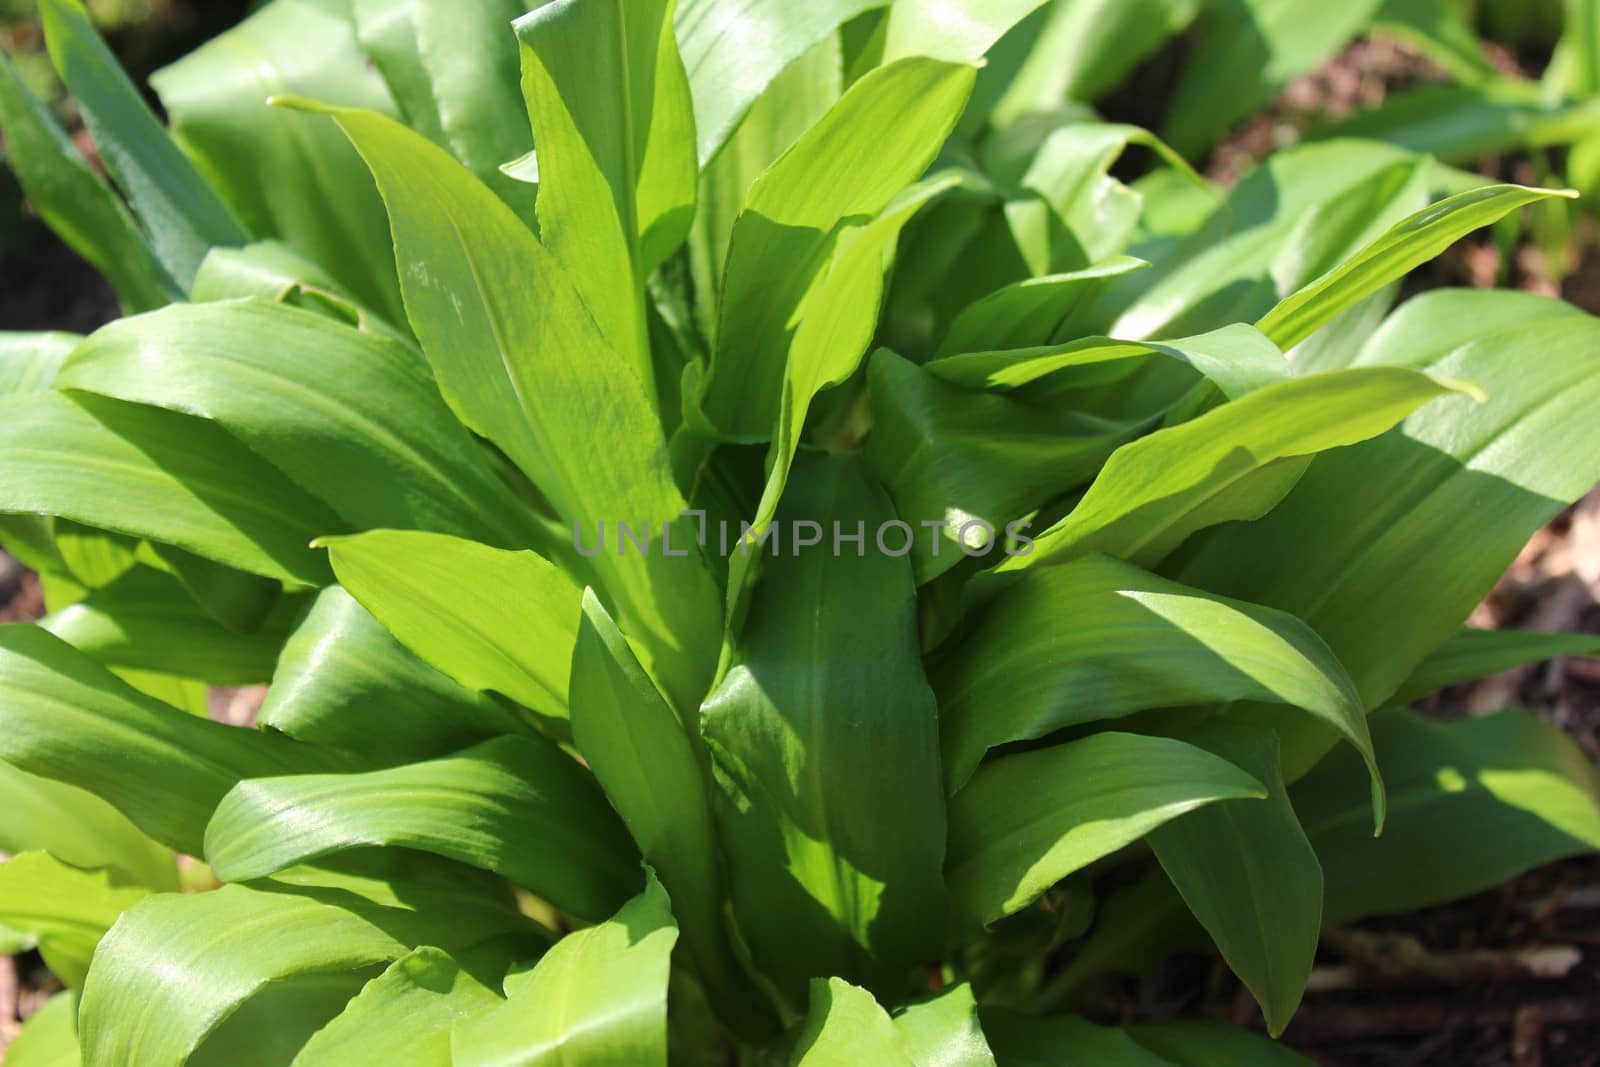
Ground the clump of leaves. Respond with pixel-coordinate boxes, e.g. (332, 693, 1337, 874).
(4, 1, 1600, 1064)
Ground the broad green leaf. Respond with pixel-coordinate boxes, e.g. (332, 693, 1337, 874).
(312, 103, 720, 710)
(351, 0, 448, 144)
(189, 242, 408, 343)
(1351, 286, 1585, 369)
(1129, 1020, 1313, 1066)
(58, 299, 538, 550)
(928, 324, 1286, 402)
(323, 530, 582, 729)
(1160, 0, 1384, 159)
(893, 983, 997, 1067)
(518, 0, 695, 398)
(1148, 729, 1322, 1037)
(702, 457, 947, 1002)
(0, 761, 175, 891)
(1310, 83, 1600, 165)
(0, 625, 351, 855)
(0, 54, 173, 312)
(1294, 709, 1600, 926)
(569, 592, 765, 1029)
(5, 991, 82, 1067)
(206, 735, 641, 922)
(790, 978, 914, 1067)
(0, 331, 77, 395)
(291, 948, 501, 1067)
(0, 852, 149, 988)
(41, 566, 293, 687)
(146, 542, 283, 634)
(453, 875, 678, 1067)
(675, 0, 886, 165)
(151, 0, 404, 320)
(1175, 307, 1600, 772)
(1007, 367, 1463, 574)
(258, 586, 532, 762)
(1257, 184, 1576, 350)
(980, 1011, 1177, 1067)
(946, 732, 1264, 929)
(936, 555, 1377, 809)
(0, 392, 343, 586)
(37, 0, 247, 288)
(700, 58, 976, 438)
(863, 348, 1140, 583)
(936, 258, 1147, 357)
(1393, 628, 1600, 704)
(881, 0, 1053, 63)
(1557, 0, 1600, 94)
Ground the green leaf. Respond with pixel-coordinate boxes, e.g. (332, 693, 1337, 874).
(569, 591, 765, 1028)
(4, 991, 83, 1067)
(1175, 302, 1600, 773)
(946, 732, 1264, 929)
(0, 331, 77, 395)
(1007, 366, 1464, 574)
(700, 58, 976, 438)
(257, 586, 532, 763)
(676, 0, 887, 165)
(893, 983, 997, 1067)
(881, 0, 1053, 63)
(150, 0, 404, 320)
(1394, 628, 1600, 705)
(518, 0, 695, 399)
(58, 299, 539, 550)
(1257, 184, 1577, 350)
(0, 761, 176, 891)
(322, 530, 582, 730)
(928, 323, 1286, 402)
(310, 102, 720, 710)
(453, 875, 677, 1067)
(290, 948, 501, 1067)
(980, 1011, 1177, 1067)
(1149, 729, 1322, 1037)
(0, 852, 149, 988)
(936, 258, 1148, 357)
(1129, 1020, 1313, 1066)
(41, 566, 294, 687)
(702, 457, 947, 1002)
(936, 555, 1377, 809)
(1373, 0, 1502, 86)
(790, 978, 914, 1067)
(206, 736, 641, 922)
(0, 625, 352, 855)
(1295, 709, 1600, 926)
(351, 0, 448, 143)
(38, 0, 246, 289)
(0, 391, 344, 586)
(1352, 287, 1587, 370)
(0, 54, 173, 312)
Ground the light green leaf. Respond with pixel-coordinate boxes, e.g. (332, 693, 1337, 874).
(569, 591, 765, 1028)
(1007, 366, 1464, 574)
(0, 54, 173, 312)
(700, 57, 976, 438)
(453, 875, 678, 1067)
(291, 948, 501, 1067)
(936, 555, 1377, 810)
(1149, 729, 1322, 1037)
(352, 0, 448, 143)
(881, 0, 1053, 63)
(38, 0, 246, 289)
(946, 732, 1264, 929)
(58, 299, 538, 550)
(936, 258, 1147, 357)
(0, 392, 344, 586)
(1394, 628, 1600, 705)
(206, 736, 641, 922)
(1295, 709, 1600, 926)
(518, 0, 695, 399)
(1257, 184, 1576, 350)
(0, 852, 149, 989)
(151, 0, 404, 319)
(322, 529, 582, 729)
(258, 586, 532, 762)
(893, 983, 996, 1067)
(0, 761, 175, 891)
(4, 991, 83, 1067)
(311, 103, 720, 710)
(0, 331, 77, 395)
(0, 625, 352, 855)
(702, 457, 947, 1002)
(790, 978, 914, 1067)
